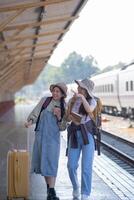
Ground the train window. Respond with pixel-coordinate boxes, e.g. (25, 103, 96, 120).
(102, 85, 105, 93)
(101, 86, 102, 93)
(105, 85, 107, 93)
(107, 85, 109, 92)
(106, 85, 108, 92)
(111, 84, 113, 92)
(130, 81, 133, 91)
(105, 85, 107, 92)
(107, 84, 110, 92)
(126, 81, 129, 91)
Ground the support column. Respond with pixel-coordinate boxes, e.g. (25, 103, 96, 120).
(0, 92, 14, 117)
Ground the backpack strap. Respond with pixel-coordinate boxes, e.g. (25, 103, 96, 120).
(88, 110, 101, 155)
(41, 96, 53, 111)
(35, 97, 52, 131)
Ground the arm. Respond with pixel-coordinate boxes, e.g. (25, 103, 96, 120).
(73, 93, 97, 114)
(25, 97, 46, 128)
(66, 97, 75, 122)
(66, 97, 82, 123)
(81, 95, 96, 113)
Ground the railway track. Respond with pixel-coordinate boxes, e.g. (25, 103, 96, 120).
(100, 130, 134, 175)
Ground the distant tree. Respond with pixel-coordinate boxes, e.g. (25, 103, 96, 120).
(60, 52, 100, 83)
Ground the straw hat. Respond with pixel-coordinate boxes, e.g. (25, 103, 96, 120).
(50, 82, 67, 97)
(75, 78, 94, 97)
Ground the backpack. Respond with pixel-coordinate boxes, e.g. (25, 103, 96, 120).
(92, 96, 102, 155)
(92, 96, 102, 128)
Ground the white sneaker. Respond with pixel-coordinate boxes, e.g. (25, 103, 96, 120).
(81, 194, 90, 200)
(73, 189, 80, 199)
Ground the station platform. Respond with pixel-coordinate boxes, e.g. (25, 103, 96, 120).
(0, 103, 134, 200)
(102, 114, 134, 143)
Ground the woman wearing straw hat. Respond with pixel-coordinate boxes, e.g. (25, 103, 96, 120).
(25, 82, 67, 200)
(66, 78, 96, 200)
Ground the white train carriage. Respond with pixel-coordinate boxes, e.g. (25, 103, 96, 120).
(91, 70, 121, 114)
(91, 65, 134, 118)
(66, 65, 134, 118)
(119, 65, 134, 117)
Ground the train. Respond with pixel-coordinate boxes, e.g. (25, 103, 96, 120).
(91, 64, 134, 119)
(41, 64, 134, 119)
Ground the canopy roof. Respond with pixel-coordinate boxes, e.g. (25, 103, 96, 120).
(0, 0, 87, 93)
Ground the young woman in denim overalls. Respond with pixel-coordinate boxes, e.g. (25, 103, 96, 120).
(25, 83, 67, 200)
(66, 78, 96, 200)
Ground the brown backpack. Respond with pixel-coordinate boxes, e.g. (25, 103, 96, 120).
(92, 96, 102, 128)
(91, 96, 102, 155)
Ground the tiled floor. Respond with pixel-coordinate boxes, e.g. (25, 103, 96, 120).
(29, 128, 121, 200)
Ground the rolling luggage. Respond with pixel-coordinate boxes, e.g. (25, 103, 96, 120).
(7, 150, 29, 200)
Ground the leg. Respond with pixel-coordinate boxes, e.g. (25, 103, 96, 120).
(45, 176, 56, 188)
(45, 176, 59, 200)
(44, 176, 54, 194)
(81, 133, 95, 196)
(67, 144, 81, 191)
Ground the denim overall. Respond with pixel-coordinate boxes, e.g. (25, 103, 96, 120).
(31, 107, 60, 177)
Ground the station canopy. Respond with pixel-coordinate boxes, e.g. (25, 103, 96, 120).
(0, 0, 87, 93)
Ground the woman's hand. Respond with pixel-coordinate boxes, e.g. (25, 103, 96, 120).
(72, 90, 84, 100)
(24, 120, 32, 128)
(53, 107, 61, 120)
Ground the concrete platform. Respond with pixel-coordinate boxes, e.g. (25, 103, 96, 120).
(0, 104, 133, 200)
(28, 123, 121, 200)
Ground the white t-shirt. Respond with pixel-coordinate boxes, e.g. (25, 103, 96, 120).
(71, 97, 97, 124)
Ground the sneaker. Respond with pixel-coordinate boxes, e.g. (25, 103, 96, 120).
(81, 194, 90, 200)
(73, 189, 80, 199)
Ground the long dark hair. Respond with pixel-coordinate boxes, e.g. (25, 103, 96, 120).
(79, 92, 92, 115)
(53, 86, 66, 120)
(60, 97, 65, 120)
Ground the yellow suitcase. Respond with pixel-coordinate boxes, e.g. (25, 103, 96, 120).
(7, 150, 29, 200)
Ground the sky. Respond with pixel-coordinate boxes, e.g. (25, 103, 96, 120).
(49, 0, 134, 69)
